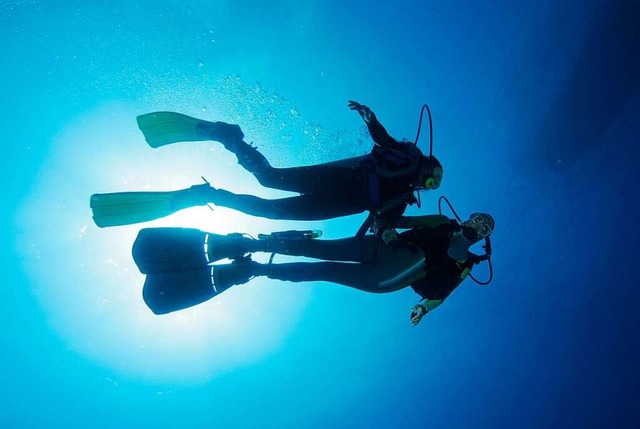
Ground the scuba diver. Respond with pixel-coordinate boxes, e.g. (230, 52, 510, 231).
(133, 211, 495, 325)
(90, 101, 443, 236)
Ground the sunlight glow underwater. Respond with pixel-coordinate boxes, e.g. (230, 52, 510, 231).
(16, 103, 314, 383)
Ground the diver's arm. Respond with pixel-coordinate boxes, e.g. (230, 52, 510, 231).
(410, 299, 444, 326)
(423, 299, 444, 312)
(370, 202, 408, 243)
(394, 214, 451, 230)
(348, 100, 404, 149)
(374, 214, 451, 244)
(366, 115, 405, 150)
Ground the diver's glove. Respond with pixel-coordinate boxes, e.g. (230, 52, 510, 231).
(372, 218, 399, 244)
(410, 303, 427, 326)
(348, 100, 376, 124)
(380, 228, 399, 244)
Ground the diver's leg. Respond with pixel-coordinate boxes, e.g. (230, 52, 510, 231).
(222, 140, 273, 177)
(253, 156, 367, 194)
(194, 119, 272, 178)
(256, 262, 388, 292)
(246, 235, 382, 263)
(220, 143, 367, 196)
(206, 188, 366, 220)
(212, 257, 417, 294)
(255, 241, 423, 293)
(203, 233, 421, 266)
(201, 119, 367, 195)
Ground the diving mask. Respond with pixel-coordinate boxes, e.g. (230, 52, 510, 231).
(462, 213, 494, 241)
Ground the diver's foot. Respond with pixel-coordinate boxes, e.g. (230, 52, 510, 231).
(206, 233, 256, 262)
(234, 143, 271, 175)
(190, 183, 220, 205)
(212, 258, 258, 289)
(196, 121, 245, 149)
(170, 183, 225, 208)
(194, 121, 270, 175)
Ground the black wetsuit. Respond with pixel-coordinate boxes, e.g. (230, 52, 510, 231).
(136, 218, 474, 314)
(247, 220, 472, 301)
(400, 219, 473, 301)
(211, 116, 424, 221)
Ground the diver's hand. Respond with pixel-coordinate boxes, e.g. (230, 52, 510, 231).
(410, 304, 427, 326)
(372, 217, 390, 235)
(380, 228, 399, 244)
(372, 217, 399, 244)
(348, 100, 375, 124)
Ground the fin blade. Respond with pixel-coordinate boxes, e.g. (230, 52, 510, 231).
(143, 266, 218, 314)
(90, 191, 180, 227)
(136, 111, 211, 148)
(133, 228, 209, 274)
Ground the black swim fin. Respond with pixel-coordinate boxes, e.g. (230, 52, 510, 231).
(133, 228, 210, 274)
(142, 261, 257, 314)
(143, 266, 220, 314)
(132, 227, 252, 274)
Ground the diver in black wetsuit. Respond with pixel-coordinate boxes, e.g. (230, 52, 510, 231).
(90, 101, 444, 230)
(185, 100, 443, 225)
(133, 212, 494, 324)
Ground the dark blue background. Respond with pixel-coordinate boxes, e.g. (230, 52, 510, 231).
(1, 0, 638, 427)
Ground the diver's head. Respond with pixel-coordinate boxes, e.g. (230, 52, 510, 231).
(461, 213, 495, 243)
(417, 155, 443, 190)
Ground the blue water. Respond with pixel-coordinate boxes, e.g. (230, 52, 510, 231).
(2, 1, 638, 427)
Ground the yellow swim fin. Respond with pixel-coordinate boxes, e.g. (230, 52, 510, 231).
(136, 112, 213, 148)
(89, 184, 211, 228)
